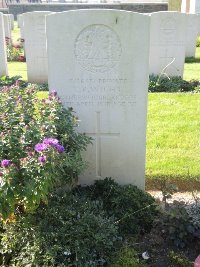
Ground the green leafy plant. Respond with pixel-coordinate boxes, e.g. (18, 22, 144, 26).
(148, 75, 199, 93)
(111, 246, 147, 267)
(163, 204, 199, 248)
(0, 75, 27, 87)
(168, 251, 193, 267)
(77, 178, 158, 236)
(0, 85, 91, 220)
(6, 38, 25, 62)
(0, 192, 121, 266)
(196, 36, 200, 47)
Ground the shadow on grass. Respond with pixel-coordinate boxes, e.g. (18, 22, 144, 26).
(185, 57, 200, 63)
(146, 175, 200, 191)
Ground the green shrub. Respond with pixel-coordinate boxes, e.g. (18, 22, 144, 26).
(77, 178, 158, 236)
(148, 75, 199, 93)
(0, 75, 27, 87)
(197, 36, 200, 47)
(0, 85, 91, 220)
(111, 247, 146, 267)
(168, 251, 193, 267)
(0, 192, 121, 266)
(163, 204, 200, 248)
(186, 203, 200, 229)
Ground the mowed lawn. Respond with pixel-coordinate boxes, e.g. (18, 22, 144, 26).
(146, 93, 200, 190)
(7, 27, 200, 190)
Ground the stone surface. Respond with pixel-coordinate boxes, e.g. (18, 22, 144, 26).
(3, 14, 11, 39)
(47, 10, 150, 189)
(23, 11, 51, 83)
(190, 0, 200, 13)
(0, 12, 7, 76)
(7, 14, 14, 30)
(149, 11, 186, 77)
(186, 14, 199, 57)
(181, 0, 191, 13)
(9, 3, 168, 20)
(168, 0, 182, 11)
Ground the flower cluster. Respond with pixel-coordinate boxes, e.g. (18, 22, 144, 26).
(0, 84, 91, 220)
(36, 138, 65, 153)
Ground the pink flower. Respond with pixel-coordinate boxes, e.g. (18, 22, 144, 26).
(38, 156, 47, 163)
(195, 255, 200, 267)
(1, 159, 10, 168)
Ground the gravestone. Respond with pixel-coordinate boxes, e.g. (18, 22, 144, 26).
(46, 10, 150, 189)
(0, 12, 7, 76)
(3, 14, 11, 40)
(181, 0, 191, 13)
(190, 0, 200, 13)
(23, 11, 51, 83)
(149, 12, 186, 77)
(168, 0, 182, 11)
(186, 14, 199, 57)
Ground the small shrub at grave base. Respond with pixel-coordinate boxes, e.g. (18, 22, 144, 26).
(5, 38, 25, 62)
(162, 203, 200, 249)
(0, 85, 91, 220)
(148, 75, 199, 93)
(197, 37, 200, 47)
(168, 251, 193, 267)
(110, 246, 147, 267)
(76, 178, 158, 237)
(0, 75, 27, 87)
(0, 192, 121, 266)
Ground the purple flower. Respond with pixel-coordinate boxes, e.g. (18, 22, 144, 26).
(38, 156, 47, 163)
(55, 144, 65, 153)
(34, 143, 48, 152)
(0, 172, 3, 176)
(1, 159, 10, 168)
(51, 90, 57, 97)
(43, 138, 59, 146)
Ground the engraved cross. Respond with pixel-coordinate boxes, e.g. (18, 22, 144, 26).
(87, 112, 120, 178)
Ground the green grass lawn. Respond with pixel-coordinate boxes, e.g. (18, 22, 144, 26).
(184, 47, 200, 81)
(146, 93, 200, 190)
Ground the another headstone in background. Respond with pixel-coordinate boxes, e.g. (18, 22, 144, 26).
(190, 0, 200, 13)
(0, 12, 7, 76)
(23, 11, 51, 83)
(168, 0, 182, 11)
(17, 14, 25, 40)
(181, 0, 191, 13)
(149, 11, 186, 77)
(8, 14, 14, 30)
(185, 14, 199, 57)
(3, 14, 11, 40)
(47, 10, 150, 189)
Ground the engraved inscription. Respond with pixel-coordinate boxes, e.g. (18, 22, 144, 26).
(74, 24, 122, 73)
(160, 18, 176, 43)
(63, 78, 136, 107)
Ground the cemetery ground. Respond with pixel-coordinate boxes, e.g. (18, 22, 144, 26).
(0, 23, 200, 266)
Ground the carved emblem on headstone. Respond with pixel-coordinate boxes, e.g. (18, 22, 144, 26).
(74, 24, 122, 73)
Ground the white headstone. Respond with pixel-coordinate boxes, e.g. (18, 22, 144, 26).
(186, 14, 199, 57)
(3, 14, 11, 40)
(0, 13, 7, 76)
(190, 0, 200, 13)
(149, 12, 186, 77)
(47, 10, 150, 189)
(23, 11, 51, 83)
(7, 14, 14, 30)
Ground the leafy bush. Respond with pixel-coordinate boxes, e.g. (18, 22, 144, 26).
(186, 203, 200, 228)
(111, 247, 146, 267)
(0, 75, 27, 87)
(163, 204, 200, 248)
(197, 36, 200, 47)
(0, 85, 91, 219)
(76, 178, 158, 236)
(149, 75, 199, 93)
(0, 192, 121, 266)
(168, 251, 193, 267)
(6, 38, 25, 62)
